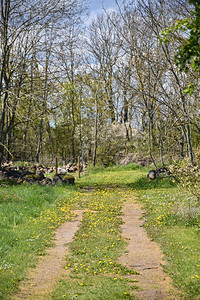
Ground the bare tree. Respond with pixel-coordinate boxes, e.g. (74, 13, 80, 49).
(86, 12, 123, 123)
(0, 0, 87, 164)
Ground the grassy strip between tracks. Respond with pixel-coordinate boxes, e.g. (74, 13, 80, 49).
(51, 187, 139, 300)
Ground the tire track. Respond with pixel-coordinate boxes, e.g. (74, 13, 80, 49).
(11, 210, 84, 300)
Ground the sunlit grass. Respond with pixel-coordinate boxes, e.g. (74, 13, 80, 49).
(77, 167, 147, 189)
(136, 186, 200, 299)
(1, 164, 200, 299)
(78, 166, 200, 299)
(52, 275, 135, 300)
(51, 188, 138, 300)
(0, 184, 79, 299)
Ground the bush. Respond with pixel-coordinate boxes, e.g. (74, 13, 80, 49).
(169, 159, 200, 202)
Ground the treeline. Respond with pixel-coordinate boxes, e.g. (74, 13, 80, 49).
(0, 0, 199, 166)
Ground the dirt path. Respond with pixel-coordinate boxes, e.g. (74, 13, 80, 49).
(11, 210, 84, 300)
(119, 201, 180, 300)
(11, 198, 181, 300)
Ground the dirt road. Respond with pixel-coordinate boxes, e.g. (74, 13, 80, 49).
(11, 199, 180, 299)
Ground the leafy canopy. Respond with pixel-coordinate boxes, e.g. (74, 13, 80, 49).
(160, 0, 200, 73)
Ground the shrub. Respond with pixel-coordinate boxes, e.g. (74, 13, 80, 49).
(169, 159, 200, 202)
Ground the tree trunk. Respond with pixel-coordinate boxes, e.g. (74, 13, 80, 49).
(148, 118, 157, 169)
(71, 97, 76, 162)
(159, 132, 164, 168)
(181, 124, 194, 165)
(93, 94, 98, 167)
(35, 118, 43, 163)
(186, 124, 194, 165)
(0, 90, 9, 164)
(179, 136, 184, 159)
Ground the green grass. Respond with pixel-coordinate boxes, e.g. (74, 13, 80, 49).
(52, 275, 135, 300)
(1, 163, 200, 299)
(54, 275, 134, 300)
(135, 186, 200, 299)
(51, 188, 138, 299)
(87, 163, 143, 174)
(77, 166, 200, 299)
(162, 226, 200, 298)
(77, 166, 147, 189)
(130, 174, 176, 190)
(0, 183, 80, 299)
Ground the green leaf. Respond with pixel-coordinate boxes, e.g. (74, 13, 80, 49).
(183, 84, 195, 95)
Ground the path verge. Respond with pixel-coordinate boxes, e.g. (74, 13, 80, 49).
(119, 201, 181, 300)
(11, 210, 84, 300)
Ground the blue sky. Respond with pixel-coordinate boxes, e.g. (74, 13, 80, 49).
(85, 0, 123, 25)
(89, 0, 120, 11)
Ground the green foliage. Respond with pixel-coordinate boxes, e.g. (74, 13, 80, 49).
(169, 159, 200, 202)
(160, 1, 200, 73)
(96, 125, 126, 167)
(13, 161, 32, 167)
(183, 83, 195, 95)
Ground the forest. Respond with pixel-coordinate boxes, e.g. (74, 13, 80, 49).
(1, 1, 200, 298)
(0, 0, 199, 168)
